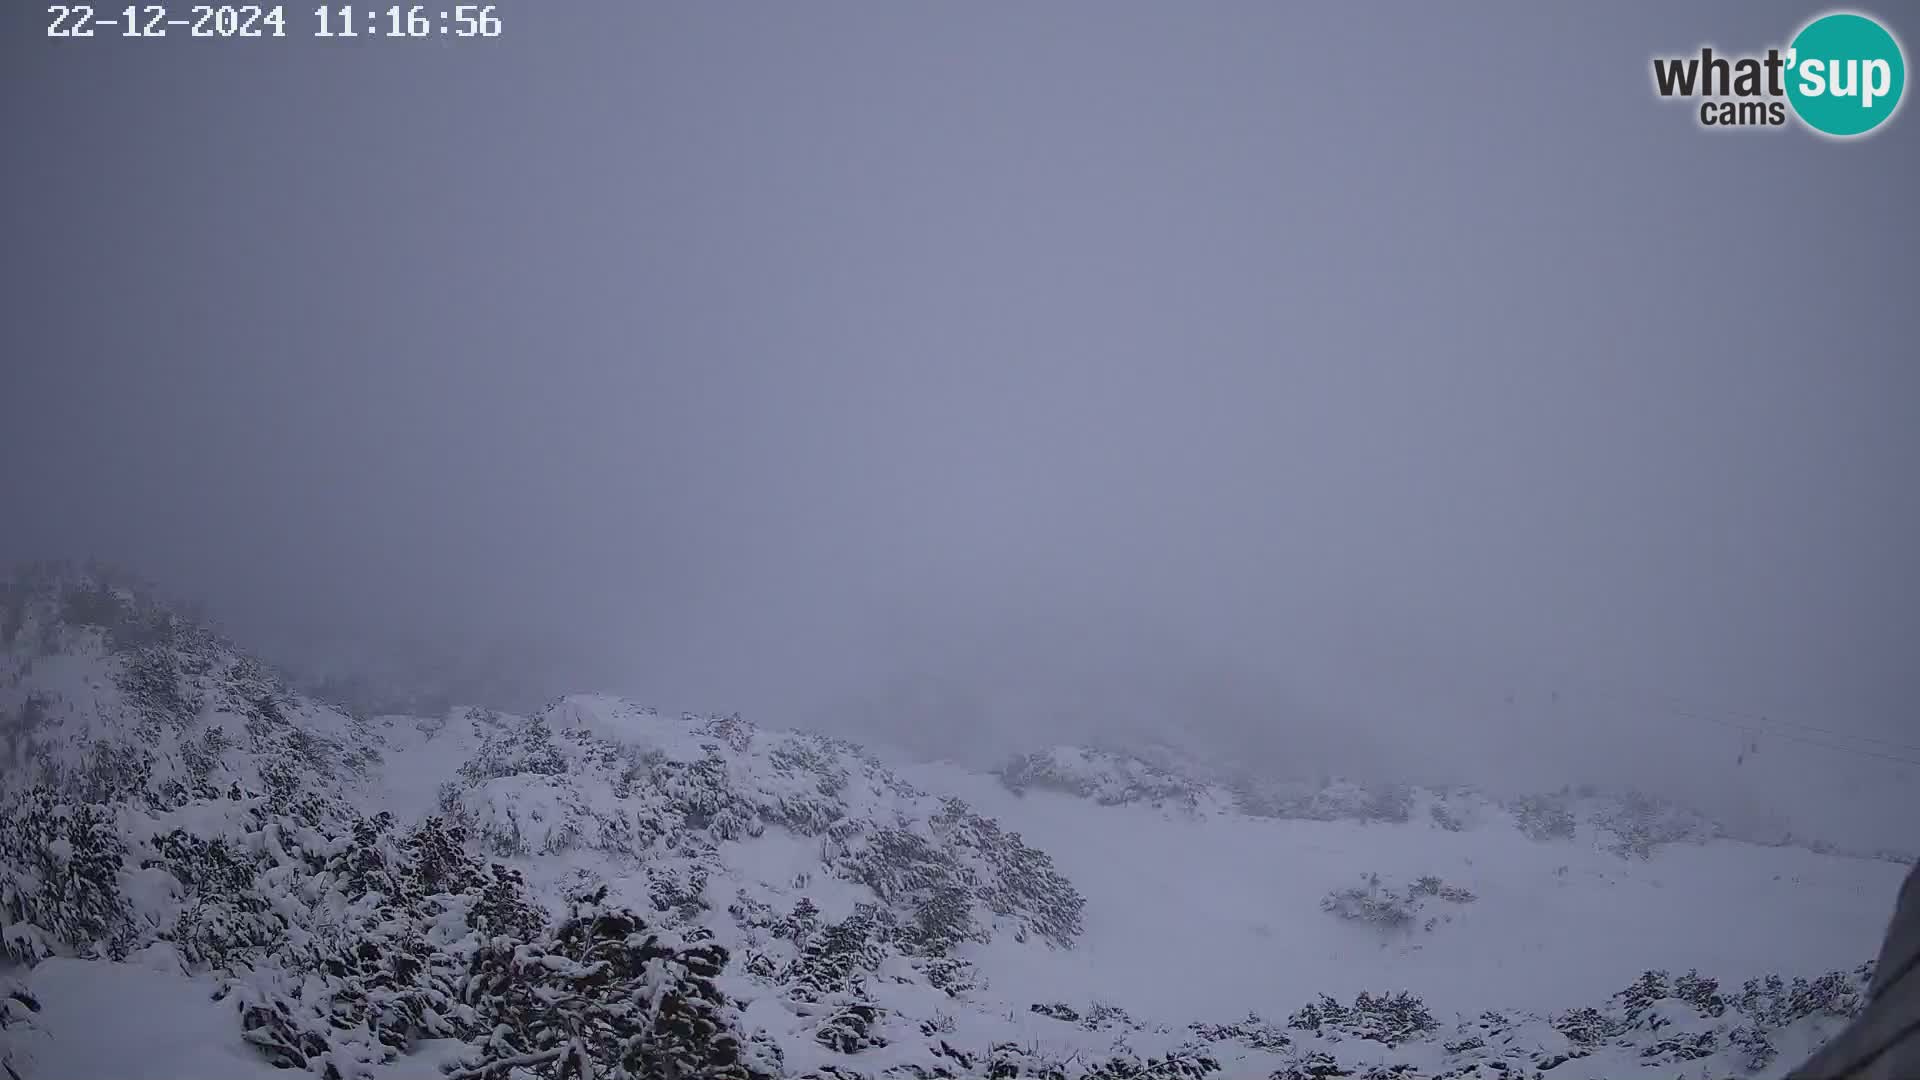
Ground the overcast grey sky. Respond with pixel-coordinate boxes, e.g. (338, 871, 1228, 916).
(3, 4, 1916, 842)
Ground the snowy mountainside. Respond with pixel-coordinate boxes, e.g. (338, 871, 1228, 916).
(0, 566, 1908, 1080)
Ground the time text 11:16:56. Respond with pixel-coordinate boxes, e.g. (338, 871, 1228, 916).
(46, 5, 503, 39)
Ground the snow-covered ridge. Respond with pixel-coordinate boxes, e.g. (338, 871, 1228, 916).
(0, 565, 1904, 1079)
(0, 563, 380, 813)
(996, 744, 1916, 865)
(424, 694, 1086, 952)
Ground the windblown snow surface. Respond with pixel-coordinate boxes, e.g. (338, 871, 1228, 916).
(0, 567, 1908, 1079)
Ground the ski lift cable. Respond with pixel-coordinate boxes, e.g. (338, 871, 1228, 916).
(1536, 664, 1920, 757)
(1622, 685, 1920, 756)
(1651, 691, 1920, 760)
(1544, 672, 1920, 767)
(1323, 642, 1920, 768)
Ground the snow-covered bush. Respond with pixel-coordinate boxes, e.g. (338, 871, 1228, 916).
(998, 748, 1206, 810)
(1407, 875, 1475, 904)
(1320, 873, 1473, 932)
(1079, 1051, 1220, 1078)
(911, 953, 978, 999)
(144, 821, 284, 968)
(1588, 790, 1722, 860)
(1184, 1014, 1292, 1054)
(814, 1003, 888, 1055)
(785, 904, 893, 1003)
(1320, 878, 1418, 929)
(117, 785, 779, 1080)
(1286, 992, 1437, 1047)
(157, 806, 548, 1077)
(1731, 967, 1867, 1027)
(1508, 792, 1576, 842)
(1550, 1006, 1624, 1046)
(835, 827, 985, 956)
(448, 884, 779, 1080)
(0, 787, 132, 963)
(1265, 962, 1876, 1080)
(1079, 1002, 1136, 1031)
(457, 711, 568, 782)
(1265, 1049, 1343, 1080)
(971, 1041, 1220, 1080)
(925, 798, 1084, 948)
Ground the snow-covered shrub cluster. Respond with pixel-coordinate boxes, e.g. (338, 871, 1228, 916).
(1182, 1014, 1294, 1055)
(1320, 881, 1417, 930)
(1286, 991, 1438, 1047)
(1584, 790, 1723, 860)
(998, 747, 1209, 811)
(203, 810, 551, 1076)
(1008, 959, 1873, 1080)
(1427, 804, 1464, 832)
(782, 902, 893, 1003)
(1320, 873, 1476, 932)
(955, 1041, 1220, 1080)
(1230, 778, 1415, 826)
(1, 756, 772, 1080)
(1506, 787, 1723, 859)
(1507, 792, 1577, 843)
(921, 797, 1085, 947)
(0, 789, 133, 963)
(448, 883, 781, 1080)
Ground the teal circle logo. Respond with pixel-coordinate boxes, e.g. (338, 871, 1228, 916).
(1786, 12, 1905, 136)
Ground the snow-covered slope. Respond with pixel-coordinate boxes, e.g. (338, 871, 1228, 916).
(918, 757, 1903, 1022)
(0, 566, 1907, 1080)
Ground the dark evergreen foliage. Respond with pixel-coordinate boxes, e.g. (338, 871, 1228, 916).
(1286, 992, 1437, 1048)
(1185, 1014, 1291, 1053)
(448, 885, 776, 1080)
(785, 906, 891, 1003)
(0, 787, 132, 962)
(814, 1004, 888, 1055)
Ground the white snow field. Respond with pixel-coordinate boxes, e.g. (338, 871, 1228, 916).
(907, 761, 1903, 1021)
(0, 571, 1908, 1079)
